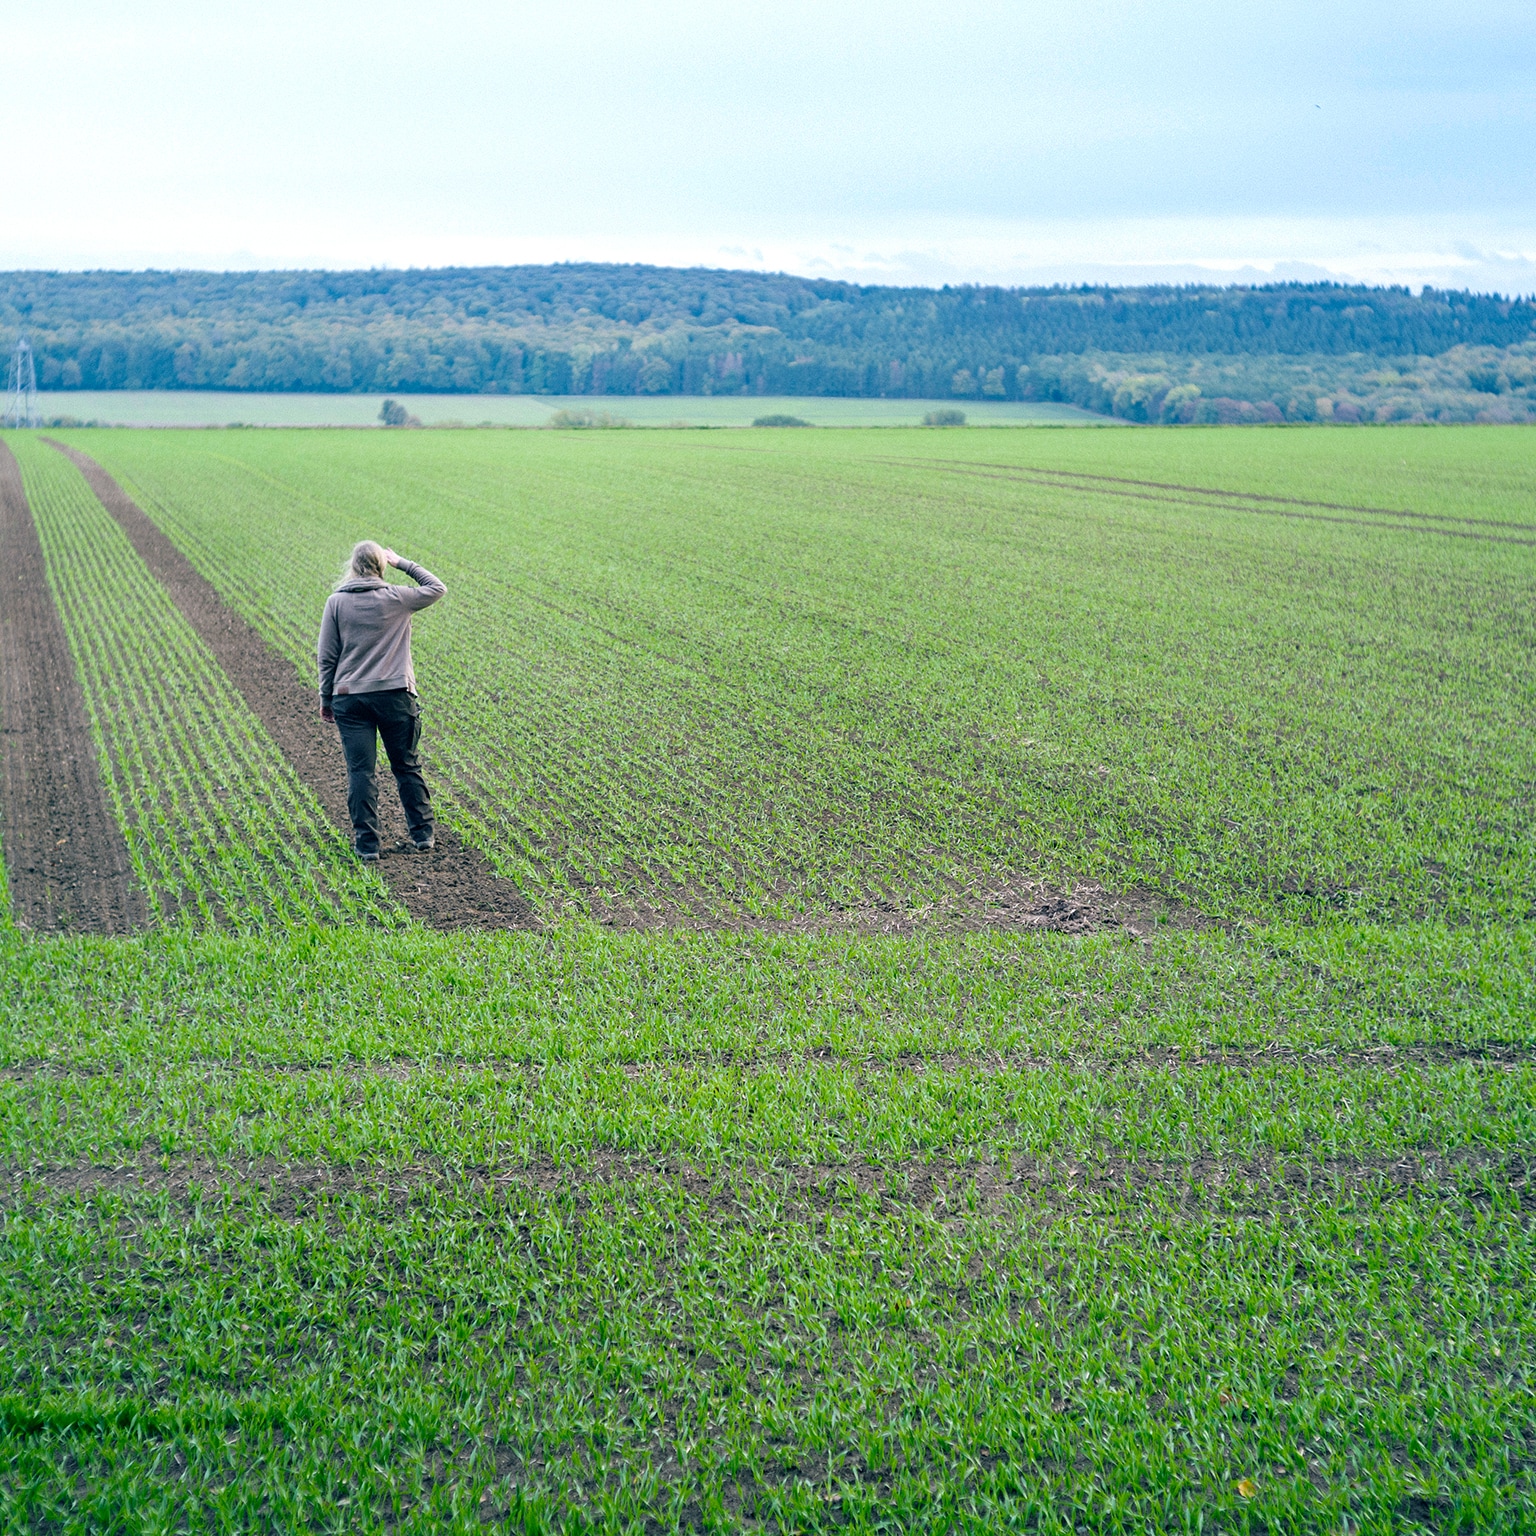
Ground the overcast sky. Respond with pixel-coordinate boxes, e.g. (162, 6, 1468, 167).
(5, 0, 1534, 291)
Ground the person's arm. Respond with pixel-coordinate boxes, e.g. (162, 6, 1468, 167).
(317, 596, 341, 720)
(386, 553, 446, 609)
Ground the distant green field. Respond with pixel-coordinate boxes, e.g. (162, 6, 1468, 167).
(37, 392, 1111, 429)
(1, 424, 1533, 1532)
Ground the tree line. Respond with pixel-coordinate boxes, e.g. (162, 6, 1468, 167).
(3, 264, 1534, 422)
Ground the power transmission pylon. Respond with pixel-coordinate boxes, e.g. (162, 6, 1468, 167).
(6, 337, 38, 429)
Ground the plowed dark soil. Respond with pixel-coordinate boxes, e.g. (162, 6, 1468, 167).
(48, 443, 537, 931)
(0, 442, 143, 933)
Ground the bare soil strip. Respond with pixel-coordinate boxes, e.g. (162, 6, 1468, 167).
(46, 443, 537, 931)
(6, 1038, 1527, 1086)
(588, 874, 1195, 936)
(0, 442, 143, 933)
(887, 457, 1536, 547)
(7, 1148, 1525, 1218)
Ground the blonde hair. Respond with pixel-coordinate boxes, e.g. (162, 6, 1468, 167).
(337, 540, 387, 588)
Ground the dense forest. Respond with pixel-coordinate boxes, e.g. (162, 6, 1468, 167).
(5, 264, 1535, 422)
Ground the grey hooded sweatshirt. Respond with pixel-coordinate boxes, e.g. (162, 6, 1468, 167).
(317, 561, 446, 708)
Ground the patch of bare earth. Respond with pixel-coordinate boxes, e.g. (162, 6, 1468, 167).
(8, 1038, 1524, 1085)
(47, 442, 536, 931)
(589, 873, 1200, 936)
(0, 441, 143, 933)
(5, 1148, 1527, 1219)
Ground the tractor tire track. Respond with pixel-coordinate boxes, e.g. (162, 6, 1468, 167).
(880, 457, 1536, 546)
(46, 442, 537, 932)
(0, 441, 143, 933)
(9, 1147, 1527, 1220)
(927, 459, 1536, 531)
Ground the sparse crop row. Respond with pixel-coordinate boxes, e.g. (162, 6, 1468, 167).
(8, 435, 400, 932)
(82, 424, 1536, 926)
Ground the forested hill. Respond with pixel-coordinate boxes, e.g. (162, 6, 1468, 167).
(5, 265, 1535, 422)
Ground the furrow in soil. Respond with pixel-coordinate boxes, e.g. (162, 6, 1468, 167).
(0, 440, 143, 933)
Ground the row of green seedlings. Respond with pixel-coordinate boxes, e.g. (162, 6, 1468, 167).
(95, 440, 329, 669)
(12, 436, 401, 932)
(12, 1046, 1532, 1168)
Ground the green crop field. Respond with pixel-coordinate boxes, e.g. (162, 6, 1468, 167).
(1, 424, 1533, 1533)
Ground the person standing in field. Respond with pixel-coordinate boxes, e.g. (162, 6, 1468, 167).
(317, 540, 446, 863)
